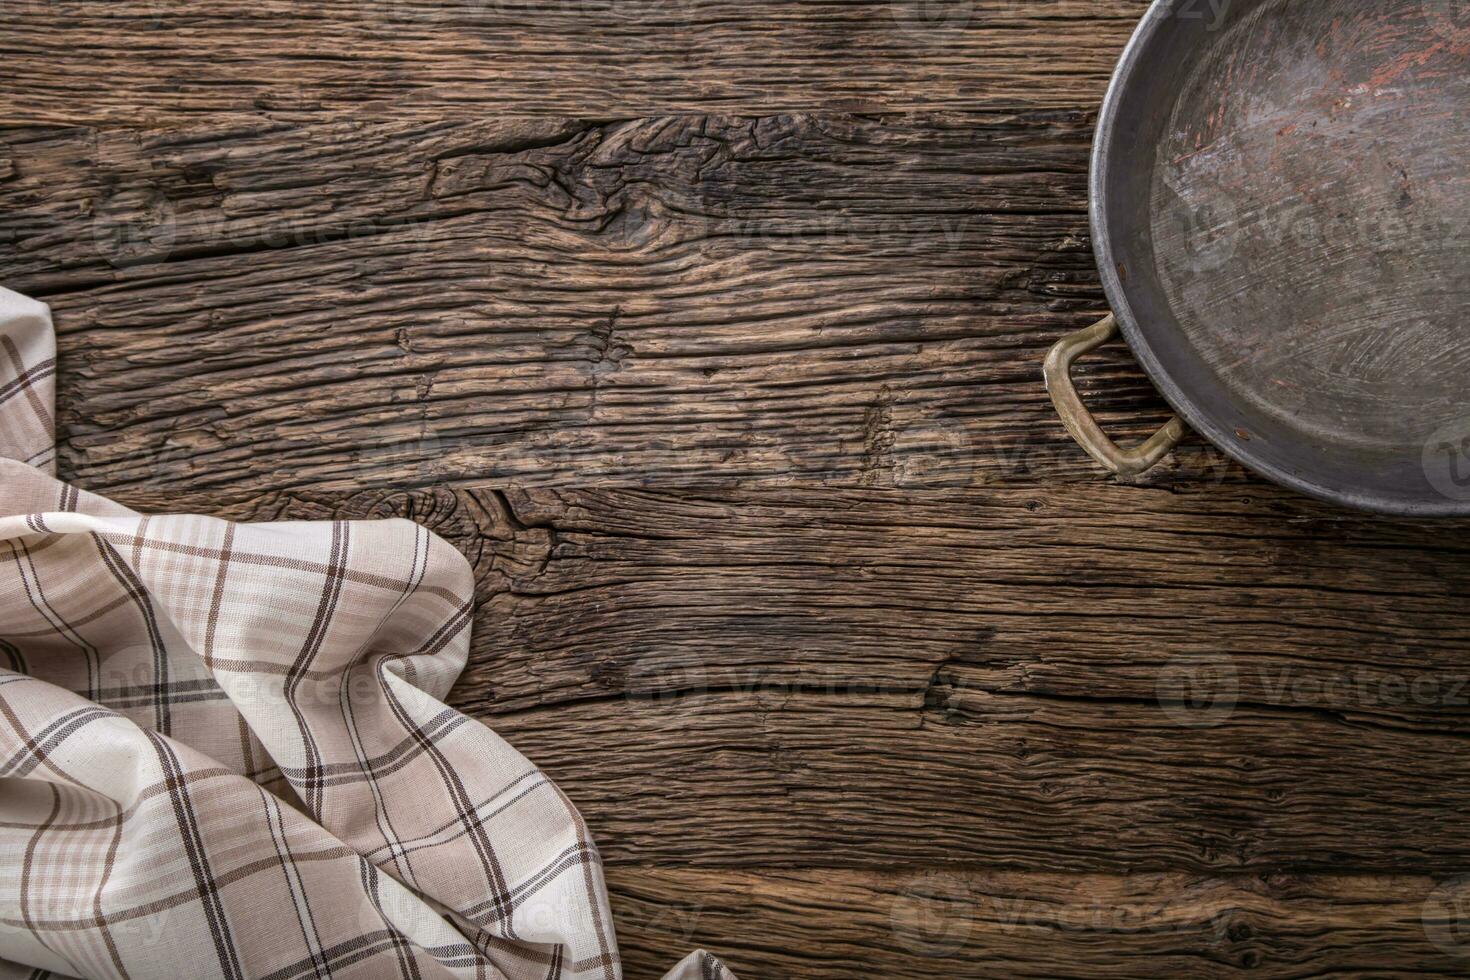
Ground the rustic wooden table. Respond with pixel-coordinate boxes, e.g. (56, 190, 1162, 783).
(5, 1, 1470, 976)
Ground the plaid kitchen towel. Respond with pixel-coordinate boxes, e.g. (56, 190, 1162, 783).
(0, 287, 735, 980)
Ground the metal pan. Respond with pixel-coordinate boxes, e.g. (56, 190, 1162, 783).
(1044, 0, 1470, 514)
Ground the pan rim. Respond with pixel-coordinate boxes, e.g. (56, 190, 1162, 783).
(1088, 0, 1470, 517)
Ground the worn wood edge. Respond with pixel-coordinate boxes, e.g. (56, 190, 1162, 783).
(607, 865, 1470, 978)
(1, 110, 1211, 494)
(0, 0, 1154, 125)
(95, 482, 1470, 873)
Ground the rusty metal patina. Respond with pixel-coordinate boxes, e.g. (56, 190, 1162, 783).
(1050, 0, 1470, 514)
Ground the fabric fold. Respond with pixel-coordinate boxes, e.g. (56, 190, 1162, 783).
(0, 287, 734, 980)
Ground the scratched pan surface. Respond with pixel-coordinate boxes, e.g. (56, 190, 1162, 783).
(1092, 0, 1470, 514)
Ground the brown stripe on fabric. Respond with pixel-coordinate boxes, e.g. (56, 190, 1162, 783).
(339, 663, 418, 889)
(470, 926, 589, 973)
(202, 521, 235, 671)
(282, 708, 466, 784)
(94, 795, 132, 980)
(286, 520, 348, 818)
(0, 808, 122, 833)
(0, 703, 117, 779)
(370, 769, 544, 865)
(0, 356, 55, 407)
(552, 782, 617, 980)
(376, 663, 517, 939)
(357, 861, 421, 980)
(0, 337, 53, 429)
(251, 762, 283, 786)
(103, 532, 463, 604)
(109, 689, 229, 710)
(198, 521, 262, 784)
(258, 932, 435, 980)
(332, 523, 438, 881)
(461, 840, 598, 920)
(3, 838, 367, 933)
(143, 731, 245, 980)
(236, 713, 258, 785)
(168, 655, 365, 681)
(2, 763, 241, 828)
(3, 533, 73, 558)
(260, 787, 332, 980)
(566, 951, 620, 976)
(398, 599, 474, 664)
(0, 590, 131, 637)
(195, 598, 469, 681)
(20, 784, 83, 977)
(131, 516, 148, 570)
(8, 538, 101, 699)
(291, 717, 470, 787)
(0, 638, 25, 671)
(94, 677, 228, 713)
(91, 534, 169, 735)
(0, 691, 242, 810)
(371, 521, 428, 629)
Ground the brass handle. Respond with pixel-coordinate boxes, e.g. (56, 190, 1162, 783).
(1043, 314, 1185, 477)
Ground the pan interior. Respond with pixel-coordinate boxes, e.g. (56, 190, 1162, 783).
(1102, 0, 1470, 509)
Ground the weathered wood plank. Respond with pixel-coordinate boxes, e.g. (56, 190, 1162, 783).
(0, 1, 1155, 125)
(15, 5, 1463, 977)
(120, 483, 1470, 873)
(608, 866, 1470, 978)
(1, 111, 1213, 497)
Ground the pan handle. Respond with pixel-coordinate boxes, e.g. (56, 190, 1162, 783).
(1043, 314, 1185, 477)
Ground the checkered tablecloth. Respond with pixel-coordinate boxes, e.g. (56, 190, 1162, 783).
(0, 287, 733, 980)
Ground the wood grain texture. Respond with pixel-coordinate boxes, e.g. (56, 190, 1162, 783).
(12, 3, 1470, 974)
(121, 483, 1470, 877)
(0, 0, 1152, 125)
(606, 867, 1470, 978)
(1, 110, 1206, 497)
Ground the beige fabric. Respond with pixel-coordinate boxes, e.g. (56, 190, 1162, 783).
(0, 287, 734, 980)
